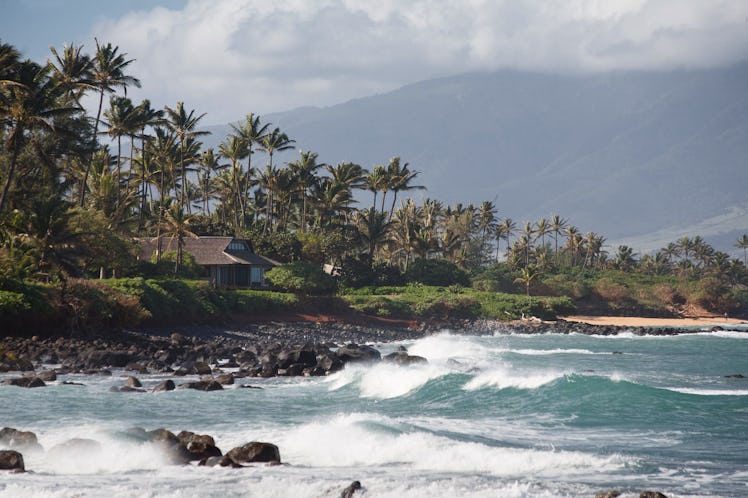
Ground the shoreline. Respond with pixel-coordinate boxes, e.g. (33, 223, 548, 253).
(563, 315, 748, 328)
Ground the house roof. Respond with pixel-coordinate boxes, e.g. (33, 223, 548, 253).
(137, 236, 280, 267)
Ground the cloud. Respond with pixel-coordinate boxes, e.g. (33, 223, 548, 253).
(91, 0, 748, 123)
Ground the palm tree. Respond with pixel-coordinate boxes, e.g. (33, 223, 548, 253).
(514, 265, 539, 296)
(364, 165, 388, 212)
(195, 148, 222, 216)
(356, 207, 393, 263)
(47, 43, 93, 104)
(159, 204, 198, 274)
(231, 112, 270, 176)
(535, 218, 550, 248)
(0, 60, 78, 213)
(326, 162, 365, 190)
(131, 99, 163, 230)
(83, 39, 140, 205)
(164, 101, 210, 211)
(102, 96, 137, 199)
(385, 157, 425, 219)
(736, 234, 748, 267)
(288, 150, 323, 232)
(550, 214, 567, 264)
(218, 135, 248, 229)
(613, 245, 636, 271)
(260, 127, 295, 168)
(477, 200, 498, 244)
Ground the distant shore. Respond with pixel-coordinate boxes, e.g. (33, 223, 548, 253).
(564, 315, 748, 328)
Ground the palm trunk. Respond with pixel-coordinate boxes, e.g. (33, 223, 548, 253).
(80, 88, 105, 206)
(0, 142, 21, 213)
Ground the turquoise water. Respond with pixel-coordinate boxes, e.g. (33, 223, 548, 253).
(1, 329, 747, 497)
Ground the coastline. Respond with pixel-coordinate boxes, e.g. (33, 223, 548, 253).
(563, 315, 748, 328)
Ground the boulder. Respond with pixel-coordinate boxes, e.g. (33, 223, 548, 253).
(277, 348, 317, 369)
(336, 344, 381, 364)
(0, 450, 24, 472)
(214, 373, 235, 385)
(177, 380, 224, 391)
(595, 492, 621, 498)
(1, 377, 45, 388)
(152, 379, 176, 392)
(37, 370, 57, 382)
(317, 354, 344, 373)
(279, 363, 306, 377)
(383, 351, 428, 366)
(177, 431, 222, 461)
(225, 442, 281, 465)
(0, 428, 42, 453)
(124, 376, 142, 388)
(640, 493, 668, 498)
(340, 480, 362, 498)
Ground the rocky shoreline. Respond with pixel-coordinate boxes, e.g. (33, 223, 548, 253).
(0, 319, 717, 383)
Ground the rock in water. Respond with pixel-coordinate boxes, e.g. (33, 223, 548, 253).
(640, 492, 669, 498)
(225, 442, 280, 465)
(0, 450, 24, 472)
(336, 344, 381, 364)
(340, 480, 362, 497)
(0, 428, 43, 453)
(152, 379, 176, 392)
(124, 376, 142, 388)
(595, 492, 621, 498)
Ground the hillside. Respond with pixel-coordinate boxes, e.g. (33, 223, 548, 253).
(205, 64, 748, 252)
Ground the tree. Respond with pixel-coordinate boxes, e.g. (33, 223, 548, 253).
(364, 165, 388, 213)
(231, 112, 269, 203)
(288, 150, 323, 233)
(218, 135, 248, 229)
(356, 207, 392, 264)
(83, 40, 140, 205)
(0, 60, 78, 213)
(164, 101, 209, 212)
(385, 157, 425, 219)
(260, 127, 295, 168)
(264, 261, 336, 295)
(159, 204, 198, 273)
(101, 95, 137, 199)
(514, 265, 539, 296)
(47, 43, 92, 105)
(735, 234, 748, 267)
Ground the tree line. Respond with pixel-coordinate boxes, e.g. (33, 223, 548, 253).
(1, 38, 747, 300)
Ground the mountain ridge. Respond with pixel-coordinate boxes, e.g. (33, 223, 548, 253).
(204, 63, 748, 253)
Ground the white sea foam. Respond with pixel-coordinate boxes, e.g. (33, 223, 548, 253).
(695, 330, 748, 339)
(264, 412, 628, 479)
(326, 362, 450, 399)
(406, 332, 494, 363)
(463, 367, 566, 391)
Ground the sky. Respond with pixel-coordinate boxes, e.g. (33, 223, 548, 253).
(2, 0, 748, 125)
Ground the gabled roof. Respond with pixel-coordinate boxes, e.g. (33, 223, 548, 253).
(136, 236, 280, 267)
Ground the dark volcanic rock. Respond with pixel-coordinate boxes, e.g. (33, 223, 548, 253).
(225, 442, 281, 465)
(124, 376, 142, 388)
(336, 344, 381, 364)
(0, 428, 43, 453)
(177, 431, 222, 461)
(595, 492, 621, 498)
(383, 351, 428, 366)
(177, 380, 223, 391)
(640, 493, 669, 498)
(1, 377, 45, 388)
(340, 480, 362, 497)
(0, 450, 24, 472)
(37, 370, 57, 382)
(152, 379, 176, 392)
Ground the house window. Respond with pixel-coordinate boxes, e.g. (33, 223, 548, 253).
(228, 240, 247, 251)
(251, 267, 264, 284)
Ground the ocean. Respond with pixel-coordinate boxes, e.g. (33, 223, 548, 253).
(1, 329, 747, 497)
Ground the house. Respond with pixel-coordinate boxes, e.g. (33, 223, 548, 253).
(137, 236, 280, 288)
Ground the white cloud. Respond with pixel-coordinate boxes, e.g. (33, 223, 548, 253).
(91, 0, 748, 123)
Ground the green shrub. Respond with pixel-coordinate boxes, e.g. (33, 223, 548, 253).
(265, 262, 336, 295)
(406, 259, 470, 287)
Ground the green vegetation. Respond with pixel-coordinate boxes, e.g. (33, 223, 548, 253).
(1, 38, 747, 336)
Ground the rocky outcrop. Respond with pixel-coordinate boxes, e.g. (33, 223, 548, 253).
(0, 377, 45, 388)
(152, 379, 176, 392)
(383, 351, 428, 366)
(0, 450, 24, 472)
(225, 442, 281, 465)
(336, 344, 382, 364)
(176, 431, 222, 461)
(340, 480, 362, 497)
(0, 428, 43, 453)
(177, 380, 223, 391)
(640, 492, 669, 498)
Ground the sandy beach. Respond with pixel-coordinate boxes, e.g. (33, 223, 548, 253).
(564, 315, 748, 328)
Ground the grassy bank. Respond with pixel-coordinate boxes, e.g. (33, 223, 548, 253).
(0, 277, 576, 336)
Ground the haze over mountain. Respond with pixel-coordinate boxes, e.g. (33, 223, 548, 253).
(206, 63, 748, 253)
